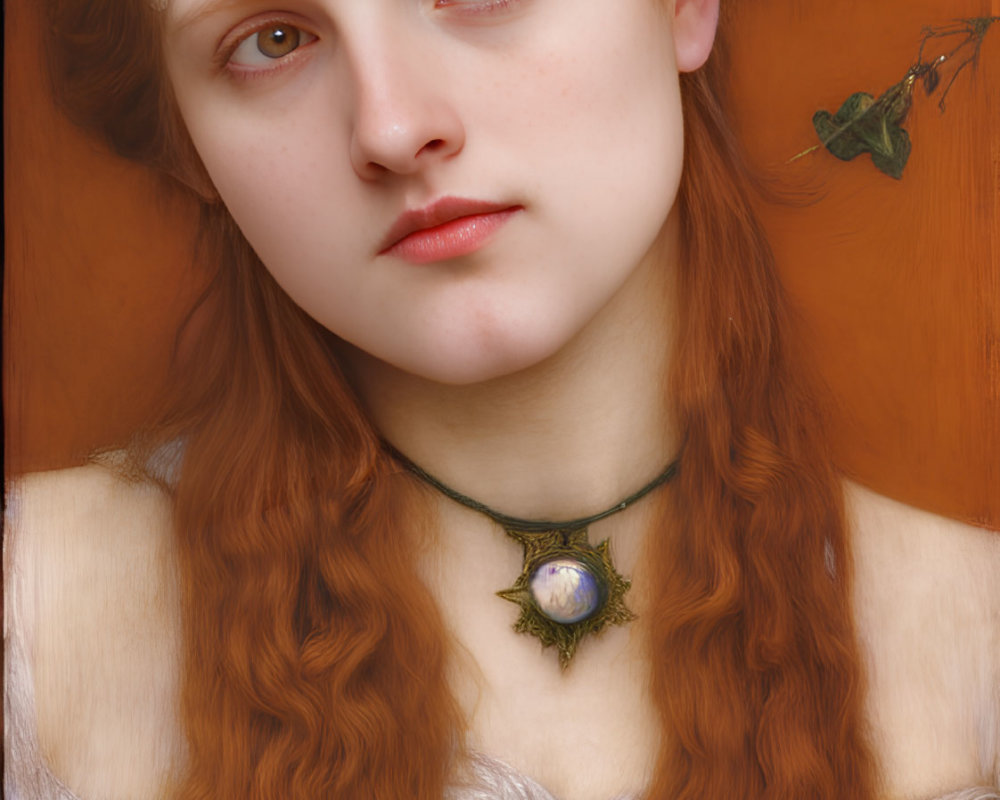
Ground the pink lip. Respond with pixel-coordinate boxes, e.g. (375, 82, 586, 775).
(379, 197, 521, 264)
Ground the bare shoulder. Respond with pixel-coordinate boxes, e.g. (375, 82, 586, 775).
(845, 481, 1000, 796)
(8, 461, 185, 799)
(847, 482, 1000, 643)
(846, 481, 999, 563)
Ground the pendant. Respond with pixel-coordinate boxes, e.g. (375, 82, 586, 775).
(381, 442, 676, 670)
(496, 526, 635, 669)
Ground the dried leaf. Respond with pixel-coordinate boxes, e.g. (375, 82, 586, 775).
(797, 16, 998, 177)
(812, 89, 912, 179)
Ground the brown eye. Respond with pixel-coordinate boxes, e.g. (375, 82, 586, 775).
(256, 25, 301, 59)
(227, 22, 316, 71)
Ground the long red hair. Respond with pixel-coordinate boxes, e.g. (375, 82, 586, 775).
(44, 1, 881, 796)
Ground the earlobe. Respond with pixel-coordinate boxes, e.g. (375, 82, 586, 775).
(672, 0, 720, 73)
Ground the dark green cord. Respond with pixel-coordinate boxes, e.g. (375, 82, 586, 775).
(386, 444, 678, 532)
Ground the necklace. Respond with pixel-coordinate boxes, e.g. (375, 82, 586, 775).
(389, 446, 678, 668)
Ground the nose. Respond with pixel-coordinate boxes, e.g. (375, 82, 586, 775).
(348, 34, 466, 180)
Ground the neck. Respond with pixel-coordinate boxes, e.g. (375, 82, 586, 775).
(345, 219, 679, 521)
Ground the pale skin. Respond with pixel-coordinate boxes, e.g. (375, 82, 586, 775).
(12, 0, 1000, 798)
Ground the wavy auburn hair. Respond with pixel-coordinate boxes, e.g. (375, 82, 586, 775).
(44, 0, 881, 797)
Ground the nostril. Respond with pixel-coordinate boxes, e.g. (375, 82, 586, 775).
(418, 139, 447, 156)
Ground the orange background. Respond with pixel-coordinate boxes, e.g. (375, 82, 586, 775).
(5, 0, 998, 527)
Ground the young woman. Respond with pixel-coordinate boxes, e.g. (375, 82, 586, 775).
(6, 0, 999, 798)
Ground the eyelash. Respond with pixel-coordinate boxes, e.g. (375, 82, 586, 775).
(434, 0, 519, 15)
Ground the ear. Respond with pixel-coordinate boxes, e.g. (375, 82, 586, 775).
(672, 0, 720, 73)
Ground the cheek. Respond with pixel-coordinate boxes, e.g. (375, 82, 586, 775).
(516, 24, 683, 267)
(495, 12, 684, 216)
(191, 114, 366, 302)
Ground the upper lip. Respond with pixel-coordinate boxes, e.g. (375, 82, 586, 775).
(378, 196, 518, 253)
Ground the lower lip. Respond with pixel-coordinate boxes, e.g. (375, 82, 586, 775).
(382, 208, 520, 264)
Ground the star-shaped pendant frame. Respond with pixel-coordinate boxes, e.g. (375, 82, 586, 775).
(496, 526, 635, 669)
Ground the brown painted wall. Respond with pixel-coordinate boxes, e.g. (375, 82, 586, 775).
(5, 0, 998, 527)
(4, 0, 205, 474)
(727, 0, 998, 527)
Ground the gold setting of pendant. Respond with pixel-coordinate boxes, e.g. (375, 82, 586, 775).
(496, 526, 635, 669)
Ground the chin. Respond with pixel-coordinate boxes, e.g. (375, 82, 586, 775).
(393, 326, 574, 387)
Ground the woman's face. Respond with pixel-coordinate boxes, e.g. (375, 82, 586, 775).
(165, 0, 715, 384)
